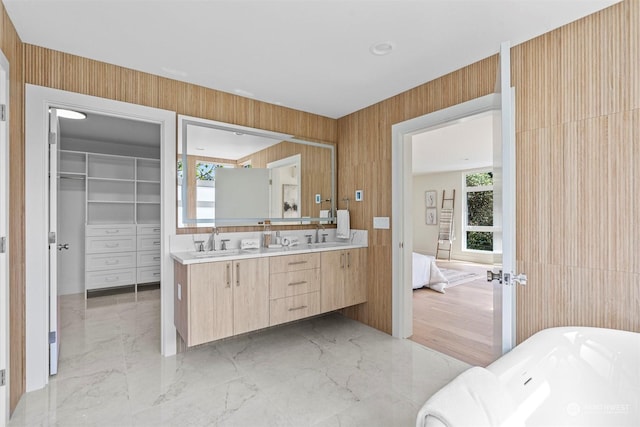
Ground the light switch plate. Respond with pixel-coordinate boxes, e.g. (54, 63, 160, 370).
(355, 190, 363, 201)
(373, 217, 390, 229)
(315, 194, 321, 204)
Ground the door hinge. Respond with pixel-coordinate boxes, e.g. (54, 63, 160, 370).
(0, 369, 5, 386)
(49, 331, 56, 344)
(48, 231, 56, 244)
(0, 236, 6, 253)
(0, 104, 6, 122)
(487, 269, 503, 284)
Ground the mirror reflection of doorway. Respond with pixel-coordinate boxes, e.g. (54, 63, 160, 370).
(267, 154, 301, 219)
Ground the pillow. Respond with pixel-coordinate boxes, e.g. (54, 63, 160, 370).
(429, 262, 448, 293)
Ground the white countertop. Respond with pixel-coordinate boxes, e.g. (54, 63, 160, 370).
(171, 241, 368, 265)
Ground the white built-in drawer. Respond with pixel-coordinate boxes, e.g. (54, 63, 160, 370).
(86, 235, 136, 253)
(85, 224, 136, 237)
(137, 235, 161, 251)
(85, 268, 136, 290)
(86, 252, 136, 271)
(137, 266, 161, 284)
(270, 269, 320, 299)
(137, 250, 161, 267)
(269, 292, 320, 327)
(137, 224, 161, 235)
(270, 253, 320, 274)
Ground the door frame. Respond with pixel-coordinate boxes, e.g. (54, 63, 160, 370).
(25, 85, 176, 391)
(0, 48, 10, 427)
(391, 92, 515, 347)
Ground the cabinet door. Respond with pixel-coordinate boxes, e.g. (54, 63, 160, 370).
(320, 250, 345, 312)
(190, 262, 233, 346)
(344, 249, 367, 306)
(233, 258, 269, 335)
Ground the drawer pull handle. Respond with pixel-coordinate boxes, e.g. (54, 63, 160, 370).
(153, 256, 161, 261)
(105, 260, 119, 265)
(105, 230, 119, 234)
(105, 243, 119, 248)
(236, 263, 240, 287)
(105, 276, 119, 282)
(287, 261, 307, 266)
(152, 228, 160, 232)
(288, 281, 307, 287)
(226, 264, 231, 288)
(153, 241, 161, 246)
(153, 272, 160, 276)
(288, 305, 308, 312)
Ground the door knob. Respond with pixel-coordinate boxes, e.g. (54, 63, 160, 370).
(57, 243, 69, 251)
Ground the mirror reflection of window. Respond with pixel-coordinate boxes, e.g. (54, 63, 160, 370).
(176, 159, 233, 227)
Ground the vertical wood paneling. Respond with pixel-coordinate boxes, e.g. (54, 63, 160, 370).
(1, 2, 25, 415)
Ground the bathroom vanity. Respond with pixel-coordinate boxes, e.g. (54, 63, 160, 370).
(172, 242, 366, 347)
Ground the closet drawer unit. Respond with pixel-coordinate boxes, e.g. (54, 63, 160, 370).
(137, 265, 161, 284)
(137, 250, 161, 267)
(269, 292, 320, 326)
(137, 235, 161, 251)
(270, 268, 320, 299)
(86, 235, 136, 253)
(270, 253, 320, 274)
(86, 268, 136, 290)
(86, 252, 136, 271)
(85, 224, 136, 237)
(137, 224, 161, 235)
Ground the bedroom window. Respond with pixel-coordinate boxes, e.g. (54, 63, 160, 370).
(463, 171, 494, 252)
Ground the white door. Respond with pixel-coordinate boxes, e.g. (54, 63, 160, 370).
(489, 42, 523, 354)
(0, 49, 9, 427)
(48, 108, 60, 376)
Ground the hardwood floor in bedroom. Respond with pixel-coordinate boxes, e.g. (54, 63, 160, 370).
(410, 260, 501, 367)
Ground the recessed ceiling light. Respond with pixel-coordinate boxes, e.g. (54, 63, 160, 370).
(50, 108, 87, 120)
(234, 132, 244, 136)
(370, 41, 396, 56)
(234, 89, 255, 98)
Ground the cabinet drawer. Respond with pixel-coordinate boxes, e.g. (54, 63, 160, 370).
(86, 235, 136, 253)
(137, 224, 161, 235)
(137, 235, 161, 251)
(270, 253, 320, 274)
(86, 268, 135, 290)
(137, 266, 161, 284)
(270, 269, 320, 299)
(86, 224, 136, 237)
(269, 292, 320, 326)
(137, 250, 161, 267)
(86, 252, 136, 271)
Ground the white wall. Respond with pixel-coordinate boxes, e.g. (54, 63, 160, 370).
(412, 170, 494, 264)
(57, 178, 85, 295)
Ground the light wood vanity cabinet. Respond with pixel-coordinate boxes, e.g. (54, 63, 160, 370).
(174, 247, 367, 347)
(174, 258, 269, 347)
(269, 253, 321, 326)
(320, 248, 367, 312)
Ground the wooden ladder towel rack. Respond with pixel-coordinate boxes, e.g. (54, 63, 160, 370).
(436, 190, 455, 261)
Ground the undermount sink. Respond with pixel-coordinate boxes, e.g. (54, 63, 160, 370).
(190, 249, 241, 258)
(306, 241, 348, 248)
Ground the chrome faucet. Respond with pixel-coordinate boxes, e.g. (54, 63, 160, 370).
(206, 227, 219, 251)
(315, 223, 325, 243)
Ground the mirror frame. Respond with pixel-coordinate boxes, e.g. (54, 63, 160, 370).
(178, 115, 336, 227)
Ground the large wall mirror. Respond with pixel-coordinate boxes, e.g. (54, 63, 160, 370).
(178, 115, 336, 228)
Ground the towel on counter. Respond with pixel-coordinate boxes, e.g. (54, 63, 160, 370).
(415, 367, 522, 427)
(336, 209, 350, 239)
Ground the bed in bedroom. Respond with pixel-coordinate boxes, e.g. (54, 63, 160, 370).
(412, 252, 448, 293)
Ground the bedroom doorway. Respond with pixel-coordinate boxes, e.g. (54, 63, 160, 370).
(409, 112, 499, 366)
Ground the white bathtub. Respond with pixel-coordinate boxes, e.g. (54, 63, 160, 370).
(417, 327, 640, 427)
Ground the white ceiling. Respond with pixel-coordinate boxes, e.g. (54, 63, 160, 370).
(412, 111, 495, 175)
(3, 0, 619, 119)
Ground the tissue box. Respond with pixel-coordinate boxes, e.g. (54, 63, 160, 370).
(240, 238, 260, 249)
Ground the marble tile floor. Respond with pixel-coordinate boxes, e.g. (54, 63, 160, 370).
(9, 288, 470, 427)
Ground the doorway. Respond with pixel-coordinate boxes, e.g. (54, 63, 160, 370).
(409, 112, 500, 366)
(25, 85, 176, 392)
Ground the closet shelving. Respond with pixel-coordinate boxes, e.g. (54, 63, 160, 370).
(58, 150, 161, 295)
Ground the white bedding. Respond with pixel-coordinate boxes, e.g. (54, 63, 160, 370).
(412, 252, 448, 293)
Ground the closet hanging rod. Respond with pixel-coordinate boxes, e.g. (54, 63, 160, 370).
(58, 175, 86, 181)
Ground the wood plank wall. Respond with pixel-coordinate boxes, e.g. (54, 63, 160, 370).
(338, 58, 498, 333)
(338, 0, 640, 339)
(513, 0, 640, 341)
(0, 2, 25, 415)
